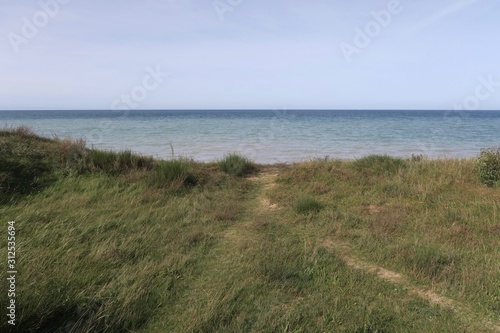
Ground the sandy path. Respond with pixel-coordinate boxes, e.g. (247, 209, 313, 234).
(322, 240, 500, 332)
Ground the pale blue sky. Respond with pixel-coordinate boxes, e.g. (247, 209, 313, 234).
(1, 0, 499, 110)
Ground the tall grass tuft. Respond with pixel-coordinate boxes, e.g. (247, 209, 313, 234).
(148, 159, 197, 188)
(58, 138, 87, 171)
(219, 153, 257, 177)
(85, 149, 155, 174)
(10, 125, 37, 138)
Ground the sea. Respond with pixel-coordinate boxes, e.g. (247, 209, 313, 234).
(1, 110, 499, 164)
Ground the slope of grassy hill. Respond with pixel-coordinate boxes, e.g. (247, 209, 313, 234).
(0, 128, 498, 332)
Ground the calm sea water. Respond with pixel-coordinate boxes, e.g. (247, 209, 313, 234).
(1, 110, 499, 163)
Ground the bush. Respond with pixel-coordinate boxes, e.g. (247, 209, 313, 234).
(294, 196, 324, 214)
(219, 154, 257, 177)
(351, 155, 407, 176)
(477, 148, 500, 187)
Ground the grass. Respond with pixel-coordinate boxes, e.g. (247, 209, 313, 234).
(219, 153, 257, 177)
(351, 155, 408, 176)
(294, 195, 324, 214)
(148, 159, 197, 189)
(0, 128, 498, 332)
(269, 158, 499, 322)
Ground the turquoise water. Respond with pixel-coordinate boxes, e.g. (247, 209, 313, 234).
(1, 110, 499, 163)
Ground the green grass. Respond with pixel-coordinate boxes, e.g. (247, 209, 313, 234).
(269, 158, 499, 323)
(294, 195, 324, 214)
(0, 128, 62, 201)
(0, 128, 498, 332)
(148, 159, 197, 189)
(219, 153, 257, 177)
(351, 154, 408, 176)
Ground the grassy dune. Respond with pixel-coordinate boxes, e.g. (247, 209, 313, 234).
(0, 128, 499, 332)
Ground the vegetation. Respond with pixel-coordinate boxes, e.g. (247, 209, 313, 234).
(0, 126, 156, 202)
(351, 154, 407, 176)
(294, 195, 324, 214)
(148, 159, 197, 189)
(0, 129, 498, 332)
(0, 127, 59, 199)
(477, 148, 500, 187)
(219, 153, 257, 177)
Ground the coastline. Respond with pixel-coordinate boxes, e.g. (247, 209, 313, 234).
(2, 109, 500, 163)
(1, 127, 499, 332)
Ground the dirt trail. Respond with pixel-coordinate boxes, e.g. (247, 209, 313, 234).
(323, 240, 500, 333)
(249, 170, 279, 210)
(223, 170, 279, 244)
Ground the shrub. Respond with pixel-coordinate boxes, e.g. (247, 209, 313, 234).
(294, 195, 324, 214)
(219, 153, 257, 177)
(477, 148, 500, 187)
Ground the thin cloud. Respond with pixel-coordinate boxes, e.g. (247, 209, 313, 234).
(408, 0, 481, 33)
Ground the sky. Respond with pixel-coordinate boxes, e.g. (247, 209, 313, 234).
(1, 0, 499, 110)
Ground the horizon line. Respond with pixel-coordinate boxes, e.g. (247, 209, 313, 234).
(1, 109, 500, 112)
